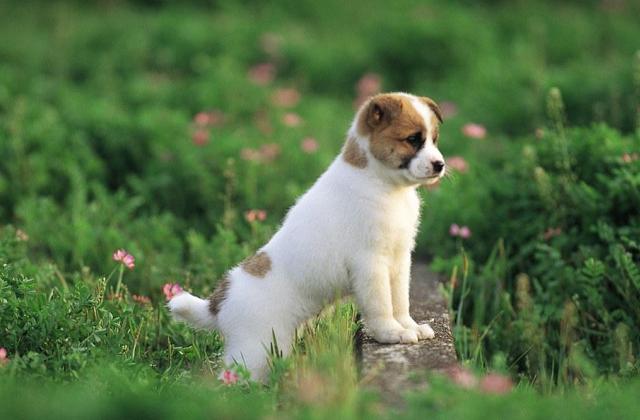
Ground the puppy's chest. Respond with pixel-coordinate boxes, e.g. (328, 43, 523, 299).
(369, 192, 420, 251)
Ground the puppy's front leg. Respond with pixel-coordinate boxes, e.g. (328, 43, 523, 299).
(391, 251, 435, 340)
(353, 255, 418, 344)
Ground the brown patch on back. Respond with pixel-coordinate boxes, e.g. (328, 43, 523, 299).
(241, 251, 272, 278)
(209, 274, 230, 315)
(357, 94, 427, 168)
(342, 136, 368, 168)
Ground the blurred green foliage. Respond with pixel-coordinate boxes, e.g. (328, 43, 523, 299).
(0, 227, 222, 378)
(425, 114, 640, 384)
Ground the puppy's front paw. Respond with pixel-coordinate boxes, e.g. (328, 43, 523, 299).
(396, 316, 436, 340)
(373, 328, 419, 344)
(368, 319, 419, 344)
(415, 323, 435, 340)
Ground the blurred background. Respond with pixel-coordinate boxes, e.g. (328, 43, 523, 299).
(1, 0, 638, 283)
(0, 0, 639, 416)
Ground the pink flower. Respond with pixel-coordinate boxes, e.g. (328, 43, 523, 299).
(194, 112, 211, 126)
(622, 152, 639, 163)
(221, 369, 239, 385)
(353, 73, 382, 108)
(479, 373, 513, 394)
(113, 249, 135, 270)
(271, 88, 301, 107)
(439, 101, 458, 119)
(248, 63, 276, 86)
(192, 129, 210, 146)
(193, 110, 225, 127)
(357, 73, 382, 98)
(245, 209, 267, 223)
(282, 112, 303, 127)
(450, 224, 472, 239)
(0, 348, 9, 365)
(259, 143, 281, 161)
(163, 283, 183, 301)
(132, 294, 151, 305)
(446, 156, 468, 173)
(301, 137, 319, 154)
(446, 365, 478, 389)
(240, 147, 262, 162)
(462, 123, 487, 139)
(240, 144, 281, 163)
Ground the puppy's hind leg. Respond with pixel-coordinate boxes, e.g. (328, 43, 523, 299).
(221, 323, 294, 384)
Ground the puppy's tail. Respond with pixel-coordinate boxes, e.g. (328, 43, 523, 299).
(168, 292, 217, 330)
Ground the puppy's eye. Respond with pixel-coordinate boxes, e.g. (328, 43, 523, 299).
(405, 132, 423, 148)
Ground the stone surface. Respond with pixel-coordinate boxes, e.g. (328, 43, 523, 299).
(356, 263, 457, 403)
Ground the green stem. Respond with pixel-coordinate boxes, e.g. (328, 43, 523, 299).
(105, 265, 119, 283)
(115, 264, 124, 296)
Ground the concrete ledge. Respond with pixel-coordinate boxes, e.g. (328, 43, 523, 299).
(356, 263, 457, 402)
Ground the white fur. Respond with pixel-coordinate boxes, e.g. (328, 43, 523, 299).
(169, 93, 443, 382)
(406, 95, 444, 181)
(168, 293, 216, 329)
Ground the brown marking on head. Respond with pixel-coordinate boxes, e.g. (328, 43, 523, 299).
(420, 96, 442, 144)
(209, 274, 230, 315)
(356, 93, 428, 168)
(420, 97, 443, 124)
(241, 251, 272, 278)
(342, 136, 368, 168)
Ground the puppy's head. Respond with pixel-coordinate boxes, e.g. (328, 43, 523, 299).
(355, 92, 445, 186)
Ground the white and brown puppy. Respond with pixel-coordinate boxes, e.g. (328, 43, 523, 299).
(169, 92, 445, 381)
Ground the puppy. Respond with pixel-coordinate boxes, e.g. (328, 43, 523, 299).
(169, 92, 445, 382)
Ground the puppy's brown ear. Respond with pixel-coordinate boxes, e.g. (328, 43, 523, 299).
(421, 97, 443, 123)
(359, 95, 402, 134)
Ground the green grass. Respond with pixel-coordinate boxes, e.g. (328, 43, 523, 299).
(1, 0, 639, 417)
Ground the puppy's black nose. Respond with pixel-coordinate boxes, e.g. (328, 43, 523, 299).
(432, 160, 445, 173)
